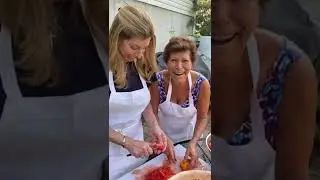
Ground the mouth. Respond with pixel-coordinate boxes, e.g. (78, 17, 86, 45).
(212, 33, 238, 45)
(174, 72, 184, 76)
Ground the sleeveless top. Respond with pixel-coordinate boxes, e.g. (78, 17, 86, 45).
(156, 71, 207, 108)
(228, 36, 305, 149)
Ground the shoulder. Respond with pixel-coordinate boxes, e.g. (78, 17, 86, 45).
(255, 29, 308, 90)
(190, 71, 208, 84)
(157, 70, 169, 82)
(255, 29, 306, 63)
(283, 54, 316, 98)
(256, 29, 317, 119)
(190, 71, 210, 92)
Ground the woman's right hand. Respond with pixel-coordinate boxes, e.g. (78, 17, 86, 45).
(164, 137, 176, 162)
(124, 137, 153, 158)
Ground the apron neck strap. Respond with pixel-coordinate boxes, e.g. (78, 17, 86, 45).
(0, 25, 23, 98)
(167, 75, 173, 101)
(108, 69, 147, 93)
(247, 34, 260, 92)
(247, 34, 265, 137)
(187, 72, 194, 105)
(139, 72, 147, 89)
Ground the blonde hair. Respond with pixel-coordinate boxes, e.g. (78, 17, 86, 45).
(109, 5, 157, 89)
(0, 0, 108, 86)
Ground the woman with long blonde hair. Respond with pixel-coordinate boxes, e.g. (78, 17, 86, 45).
(108, 5, 167, 179)
(0, 0, 108, 179)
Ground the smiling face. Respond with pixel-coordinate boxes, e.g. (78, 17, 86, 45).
(167, 51, 193, 80)
(212, 0, 260, 58)
(163, 37, 196, 80)
(119, 37, 151, 61)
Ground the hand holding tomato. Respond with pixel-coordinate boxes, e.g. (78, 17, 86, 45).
(149, 141, 166, 154)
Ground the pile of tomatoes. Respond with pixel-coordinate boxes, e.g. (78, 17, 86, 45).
(144, 163, 176, 180)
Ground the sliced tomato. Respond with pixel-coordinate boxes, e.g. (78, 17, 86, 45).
(144, 163, 176, 180)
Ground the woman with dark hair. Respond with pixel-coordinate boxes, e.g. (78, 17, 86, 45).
(212, 0, 317, 179)
(150, 36, 210, 167)
(0, 0, 108, 179)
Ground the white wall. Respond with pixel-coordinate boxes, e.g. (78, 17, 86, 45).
(109, 0, 194, 52)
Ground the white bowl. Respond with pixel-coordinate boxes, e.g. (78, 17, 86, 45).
(169, 170, 211, 180)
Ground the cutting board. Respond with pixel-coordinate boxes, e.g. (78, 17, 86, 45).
(118, 144, 210, 180)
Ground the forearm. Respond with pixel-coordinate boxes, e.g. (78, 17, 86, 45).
(275, 166, 309, 180)
(275, 154, 310, 180)
(191, 114, 208, 142)
(109, 127, 125, 146)
(142, 103, 159, 127)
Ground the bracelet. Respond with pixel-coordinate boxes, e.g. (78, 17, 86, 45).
(121, 134, 126, 148)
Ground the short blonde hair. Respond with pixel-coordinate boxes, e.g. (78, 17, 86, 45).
(109, 5, 157, 88)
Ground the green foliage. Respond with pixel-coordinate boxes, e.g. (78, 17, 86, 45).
(194, 0, 211, 36)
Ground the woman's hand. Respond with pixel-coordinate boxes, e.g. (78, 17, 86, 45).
(184, 140, 198, 167)
(149, 121, 167, 153)
(164, 137, 176, 162)
(124, 137, 153, 158)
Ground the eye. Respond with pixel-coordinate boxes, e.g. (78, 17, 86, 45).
(130, 45, 139, 50)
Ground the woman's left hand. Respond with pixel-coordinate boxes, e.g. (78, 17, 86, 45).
(150, 122, 167, 153)
(184, 140, 198, 167)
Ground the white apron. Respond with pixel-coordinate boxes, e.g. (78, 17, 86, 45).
(212, 35, 275, 180)
(0, 15, 108, 180)
(158, 72, 197, 143)
(108, 71, 150, 180)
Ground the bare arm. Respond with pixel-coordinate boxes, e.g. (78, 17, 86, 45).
(275, 58, 317, 180)
(149, 82, 160, 117)
(143, 79, 167, 148)
(109, 127, 125, 146)
(191, 79, 211, 143)
(142, 103, 159, 127)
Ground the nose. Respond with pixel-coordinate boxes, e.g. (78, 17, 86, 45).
(136, 49, 145, 60)
(175, 60, 183, 69)
(212, 1, 231, 26)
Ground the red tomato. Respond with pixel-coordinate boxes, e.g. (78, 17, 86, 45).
(149, 141, 166, 153)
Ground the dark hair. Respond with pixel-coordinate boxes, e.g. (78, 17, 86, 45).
(163, 37, 197, 64)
